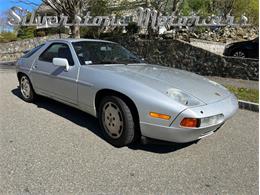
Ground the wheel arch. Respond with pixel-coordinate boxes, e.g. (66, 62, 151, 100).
(17, 72, 28, 81)
(17, 71, 36, 93)
(95, 89, 141, 134)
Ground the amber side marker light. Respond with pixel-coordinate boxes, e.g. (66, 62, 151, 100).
(149, 112, 171, 120)
(180, 118, 200, 128)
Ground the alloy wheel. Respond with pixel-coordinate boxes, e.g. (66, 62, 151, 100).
(233, 51, 246, 58)
(20, 76, 31, 99)
(102, 101, 124, 139)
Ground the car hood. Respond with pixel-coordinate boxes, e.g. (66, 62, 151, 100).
(90, 64, 231, 104)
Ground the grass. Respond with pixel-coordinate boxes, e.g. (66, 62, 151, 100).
(225, 85, 259, 103)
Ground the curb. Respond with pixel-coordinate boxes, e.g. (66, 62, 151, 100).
(238, 100, 259, 112)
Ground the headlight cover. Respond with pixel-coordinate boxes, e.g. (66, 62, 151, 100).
(166, 88, 203, 106)
(200, 114, 224, 127)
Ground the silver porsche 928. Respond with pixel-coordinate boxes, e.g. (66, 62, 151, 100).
(16, 39, 238, 147)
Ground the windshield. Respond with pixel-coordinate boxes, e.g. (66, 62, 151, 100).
(72, 41, 144, 65)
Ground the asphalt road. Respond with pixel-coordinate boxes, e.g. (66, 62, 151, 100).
(0, 69, 258, 194)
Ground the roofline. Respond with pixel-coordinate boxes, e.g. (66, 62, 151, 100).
(46, 38, 116, 44)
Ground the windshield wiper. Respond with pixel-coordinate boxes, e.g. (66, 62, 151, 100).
(94, 58, 142, 65)
(93, 60, 119, 64)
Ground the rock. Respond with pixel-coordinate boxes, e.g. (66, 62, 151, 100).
(173, 26, 258, 43)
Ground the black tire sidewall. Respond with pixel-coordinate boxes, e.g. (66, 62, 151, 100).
(98, 96, 135, 147)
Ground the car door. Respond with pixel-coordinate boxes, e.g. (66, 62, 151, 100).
(31, 42, 79, 104)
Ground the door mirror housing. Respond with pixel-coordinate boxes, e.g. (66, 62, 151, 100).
(53, 58, 69, 71)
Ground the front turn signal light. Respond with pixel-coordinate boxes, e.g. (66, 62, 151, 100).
(180, 118, 200, 128)
(149, 112, 171, 120)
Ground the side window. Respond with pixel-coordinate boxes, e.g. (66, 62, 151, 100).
(39, 43, 74, 65)
(22, 44, 44, 58)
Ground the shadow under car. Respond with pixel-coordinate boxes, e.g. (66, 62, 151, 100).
(11, 87, 196, 154)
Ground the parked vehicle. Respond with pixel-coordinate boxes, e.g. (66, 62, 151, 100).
(16, 39, 238, 147)
(223, 37, 259, 59)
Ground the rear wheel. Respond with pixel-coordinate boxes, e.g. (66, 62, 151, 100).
(19, 75, 35, 102)
(98, 96, 135, 147)
(232, 50, 246, 58)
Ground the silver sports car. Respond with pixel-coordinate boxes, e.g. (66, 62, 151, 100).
(16, 39, 238, 147)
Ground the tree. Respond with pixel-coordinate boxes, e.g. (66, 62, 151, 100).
(41, 0, 91, 38)
(16, 0, 111, 38)
(211, 0, 235, 16)
(80, 0, 109, 38)
(180, 0, 212, 16)
(172, 0, 184, 13)
(182, 0, 193, 15)
(233, 0, 259, 24)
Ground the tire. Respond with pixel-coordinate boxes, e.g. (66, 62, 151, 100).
(19, 75, 36, 103)
(98, 96, 135, 147)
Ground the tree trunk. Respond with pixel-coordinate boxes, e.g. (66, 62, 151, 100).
(172, 0, 183, 13)
(70, 25, 80, 38)
(172, 0, 177, 12)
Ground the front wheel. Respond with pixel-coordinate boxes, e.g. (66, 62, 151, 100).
(19, 75, 35, 102)
(98, 96, 136, 147)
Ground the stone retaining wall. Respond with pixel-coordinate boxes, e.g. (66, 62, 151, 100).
(0, 35, 258, 80)
(0, 34, 69, 61)
(107, 37, 259, 81)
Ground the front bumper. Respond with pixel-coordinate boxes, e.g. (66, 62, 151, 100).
(140, 95, 238, 143)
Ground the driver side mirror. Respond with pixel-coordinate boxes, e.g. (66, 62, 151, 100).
(53, 58, 69, 71)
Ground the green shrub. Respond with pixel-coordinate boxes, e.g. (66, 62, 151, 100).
(17, 26, 36, 39)
(35, 31, 46, 37)
(0, 32, 17, 43)
(225, 85, 259, 103)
